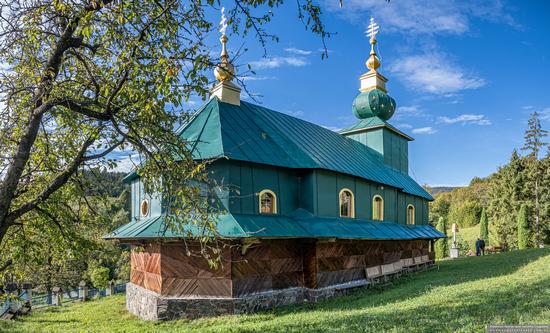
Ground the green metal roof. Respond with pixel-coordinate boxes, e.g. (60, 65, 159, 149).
(168, 97, 431, 200)
(103, 211, 445, 240)
(339, 116, 414, 141)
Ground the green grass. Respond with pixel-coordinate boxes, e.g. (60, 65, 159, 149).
(447, 223, 497, 251)
(2, 249, 549, 333)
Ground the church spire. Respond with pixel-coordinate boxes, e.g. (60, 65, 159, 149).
(210, 7, 241, 105)
(352, 18, 396, 121)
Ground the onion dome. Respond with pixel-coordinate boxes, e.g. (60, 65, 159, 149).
(352, 89, 396, 120)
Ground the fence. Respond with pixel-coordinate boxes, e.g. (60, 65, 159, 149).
(0, 281, 127, 318)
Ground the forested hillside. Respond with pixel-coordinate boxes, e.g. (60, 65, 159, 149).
(430, 112, 549, 252)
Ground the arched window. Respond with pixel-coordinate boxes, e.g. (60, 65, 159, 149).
(372, 195, 384, 221)
(339, 188, 355, 218)
(259, 189, 277, 214)
(407, 204, 415, 225)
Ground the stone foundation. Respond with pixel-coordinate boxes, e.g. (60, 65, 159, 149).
(127, 261, 435, 320)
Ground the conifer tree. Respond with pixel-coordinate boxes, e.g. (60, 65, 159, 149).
(522, 112, 548, 247)
(517, 204, 529, 249)
(435, 217, 449, 259)
(480, 208, 489, 243)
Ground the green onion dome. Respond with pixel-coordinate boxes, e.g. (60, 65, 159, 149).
(352, 88, 396, 121)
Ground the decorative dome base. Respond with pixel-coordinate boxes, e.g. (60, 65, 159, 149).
(352, 89, 396, 121)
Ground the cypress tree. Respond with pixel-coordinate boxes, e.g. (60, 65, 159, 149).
(480, 208, 489, 243)
(435, 216, 449, 259)
(517, 204, 529, 249)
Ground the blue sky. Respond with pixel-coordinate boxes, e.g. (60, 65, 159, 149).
(116, 1, 550, 187)
(222, 0, 550, 187)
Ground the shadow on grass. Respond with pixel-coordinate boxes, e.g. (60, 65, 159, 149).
(226, 249, 550, 332)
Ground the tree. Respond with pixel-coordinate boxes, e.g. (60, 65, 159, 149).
(522, 112, 548, 247)
(0, 1, 330, 270)
(517, 204, 529, 249)
(435, 216, 448, 259)
(487, 150, 525, 248)
(480, 208, 489, 243)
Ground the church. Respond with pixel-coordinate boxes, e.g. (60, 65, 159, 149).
(105, 19, 444, 320)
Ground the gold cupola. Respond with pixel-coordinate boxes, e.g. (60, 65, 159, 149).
(210, 7, 241, 106)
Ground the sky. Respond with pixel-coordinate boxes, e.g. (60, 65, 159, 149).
(117, 0, 550, 187)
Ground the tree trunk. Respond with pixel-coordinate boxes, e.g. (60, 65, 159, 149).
(535, 178, 540, 247)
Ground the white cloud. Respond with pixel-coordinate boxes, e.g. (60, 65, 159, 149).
(389, 53, 485, 94)
(395, 123, 413, 130)
(241, 75, 277, 81)
(112, 154, 141, 173)
(522, 105, 534, 110)
(322, 125, 342, 132)
(324, 0, 518, 35)
(282, 110, 304, 117)
(284, 47, 312, 55)
(249, 56, 309, 69)
(412, 127, 437, 134)
(438, 114, 491, 125)
(539, 107, 550, 121)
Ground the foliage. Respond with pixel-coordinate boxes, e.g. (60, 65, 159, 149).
(0, 188, 130, 290)
(1, 249, 549, 333)
(88, 263, 110, 290)
(454, 234, 471, 256)
(435, 216, 448, 259)
(518, 204, 530, 250)
(480, 208, 489, 243)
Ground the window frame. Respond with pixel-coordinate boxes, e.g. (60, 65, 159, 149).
(372, 195, 384, 221)
(407, 204, 415, 225)
(140, 199, 150, 218)
(339, 188, 355, 218)
(258, 189, 278, 214)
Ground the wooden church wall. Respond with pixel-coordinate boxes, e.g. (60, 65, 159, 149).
(230, 239, 305, 297)
(130, 239, 433, 298)
(159, 243, 232, 298)
(130, 243, 162, 293)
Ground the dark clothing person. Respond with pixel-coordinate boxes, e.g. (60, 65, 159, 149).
(479, 239, 486, 256)
(475, 239, 481, 256)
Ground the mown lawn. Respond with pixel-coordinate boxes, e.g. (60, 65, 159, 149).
(1, 248, 549, 333)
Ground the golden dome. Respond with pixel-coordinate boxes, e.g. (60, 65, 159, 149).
(214, 34, 235, 82)
(366, 38, 380, 71)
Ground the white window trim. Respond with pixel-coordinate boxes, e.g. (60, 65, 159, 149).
(339, 188, 355, 218)
(407, 204, 415, 225)
(259, 189, 277, 214)
(140, 199, 150, 217)
(372, 195, 384, 221)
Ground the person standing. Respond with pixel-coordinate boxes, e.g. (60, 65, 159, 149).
(480, 238, 486, 256)
(475, 238, 481, 256)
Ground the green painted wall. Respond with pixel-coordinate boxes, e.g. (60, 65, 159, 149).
(344, 127, 409, 174)
(130, 178, 162, 221)
(128, 159, 429, 225)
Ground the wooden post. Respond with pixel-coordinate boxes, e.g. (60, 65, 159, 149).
(78, 281, 88, 302)
(302, 240, 318, 289)
(106, 281, 115, 296)
(52, 287, 62, 306)
(22, 283, 32, 307)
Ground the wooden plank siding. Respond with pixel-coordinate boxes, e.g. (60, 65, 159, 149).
(130, 239, 432, 298)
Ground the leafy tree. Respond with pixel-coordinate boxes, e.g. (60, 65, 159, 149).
(429, 192, 451, 225)
(517, 204, 529, 249)
(0, 0, 331, 270)
(435, 217, 448, 259)
(88, 262, 111, 289)
(480, 208, 489, 243)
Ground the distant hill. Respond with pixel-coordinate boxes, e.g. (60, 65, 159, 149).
(430, 186, 460, 195)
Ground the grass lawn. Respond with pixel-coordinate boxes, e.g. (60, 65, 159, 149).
(1, 248, 549, 333)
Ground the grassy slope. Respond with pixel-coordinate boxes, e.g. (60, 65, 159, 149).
(1, 249, 549, 333)
(447, 223, 497, 251)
